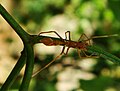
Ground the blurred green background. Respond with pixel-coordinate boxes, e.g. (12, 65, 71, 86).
(0, 0, 120, 91)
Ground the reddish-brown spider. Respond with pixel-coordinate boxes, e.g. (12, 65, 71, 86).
(32, 31, 117, 77)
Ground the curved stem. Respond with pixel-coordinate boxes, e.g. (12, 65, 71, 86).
(19, 44, 34, 91)
(0, 49, 26, 91)
(0, 4, 30, 43)
(0, 4, 34, 91)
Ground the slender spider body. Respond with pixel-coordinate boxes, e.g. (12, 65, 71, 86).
(40, 37, 89, 50)
(65, 40, 88, 50)
(40, 37, 65, 46)
(32, 31, 117, 77)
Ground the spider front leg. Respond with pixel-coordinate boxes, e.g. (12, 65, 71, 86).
(62, 31, 71, 55)
(38, 30, 63, 40)
(77, 34, 98, 58)
(78, 33, 91, 45)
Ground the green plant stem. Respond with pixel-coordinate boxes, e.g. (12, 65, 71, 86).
(0, 4, 30, 43)
(0, 49, 27, 91)
(87, 45, 120, 64)
(19, 44, 34, 91)
(0, 4, 34, 91)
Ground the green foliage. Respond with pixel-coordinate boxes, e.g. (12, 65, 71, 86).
(0, 0, 120, 91)
(80, 76, 115, 91)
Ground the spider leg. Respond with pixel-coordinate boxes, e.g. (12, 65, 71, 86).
(77, 49, 82, 58)
(78, 33, 91, 45)
(32, 53, 63, 77)
(81, 50, 99, 58)
(38, 31, 63, 40)
(64, 31, 71, 55)
(65, 31, 71, 41)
